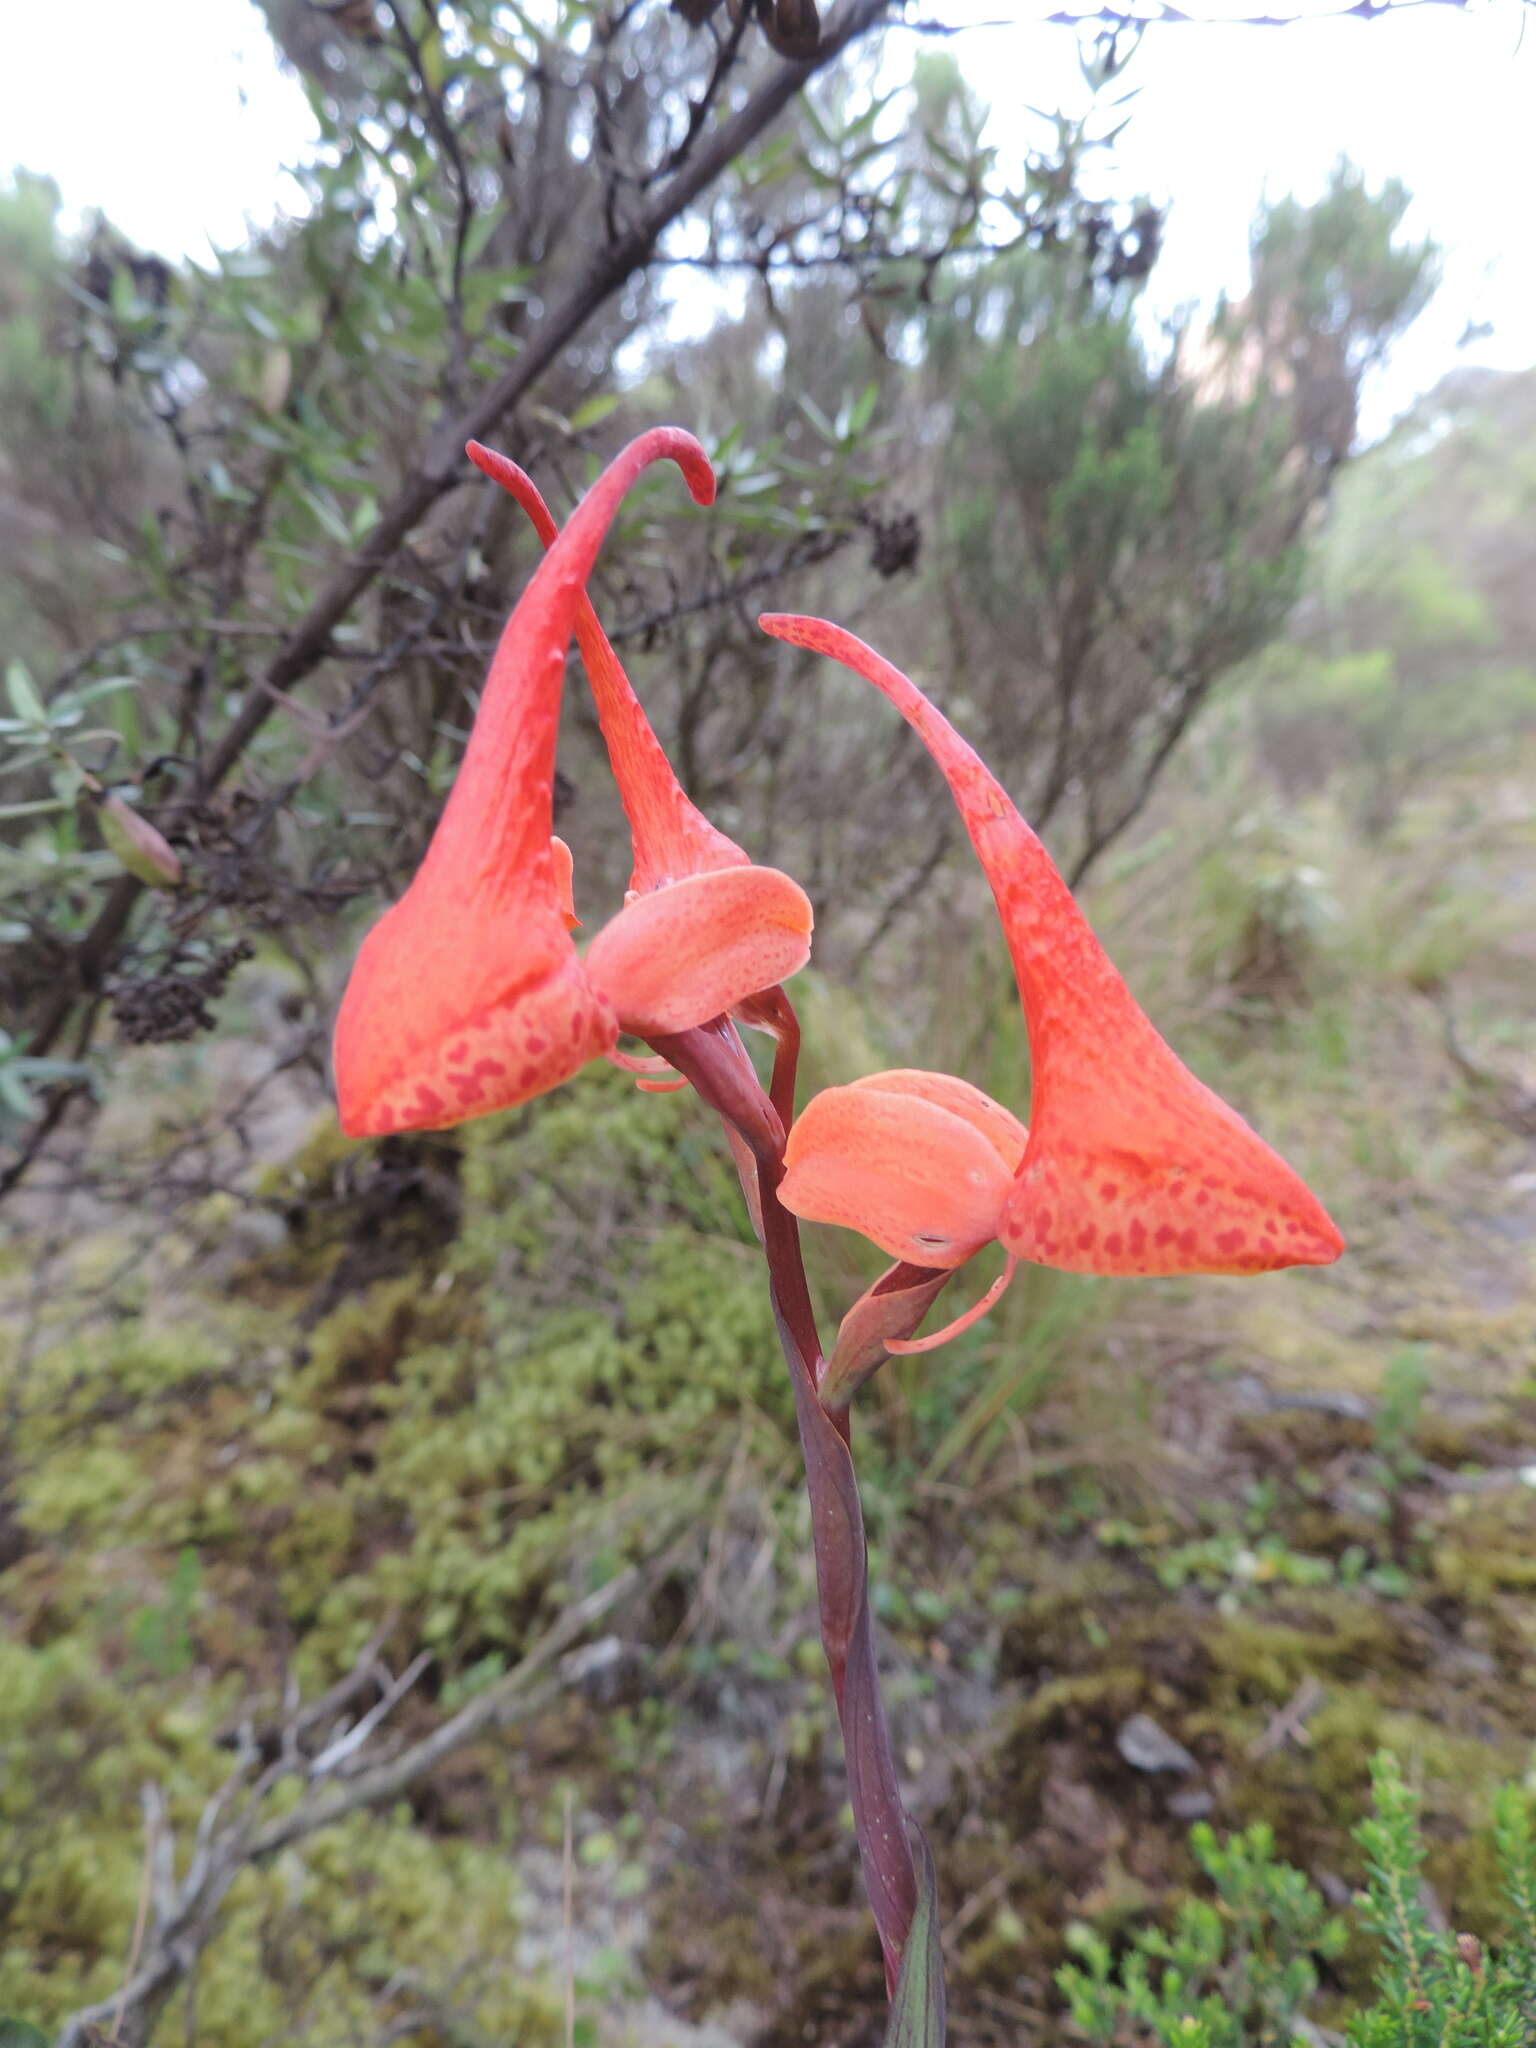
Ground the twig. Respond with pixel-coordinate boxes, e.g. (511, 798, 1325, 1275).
(111, 1790, 163, 2045)
(384, 0, 476, 398)
(1248, 1674, 1326, 1759)
(563, 1787, 577, 2048)
(248, 1552, 668, 1857)
(306, 1649, 434, 1778)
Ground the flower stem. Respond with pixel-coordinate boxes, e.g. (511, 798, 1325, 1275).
(650, 1016, 921, 1993)
(761, 1193, 917, 1993)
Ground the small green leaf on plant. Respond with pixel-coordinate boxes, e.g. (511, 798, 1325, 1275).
(5, 661, 47, 728)
(0, 2020, 50, 2048)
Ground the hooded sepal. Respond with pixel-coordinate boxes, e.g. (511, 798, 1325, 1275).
(333, 430, 715, 1137)
(760, 615, 1344, 1280)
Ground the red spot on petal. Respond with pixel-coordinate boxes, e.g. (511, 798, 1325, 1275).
(1077, 1224, 1097, 1250)
(1099, 1182, 1119, 1202)
(473, 1056, 507, 1078)
(1128, 1220, 1147, 1255)
(1178, 1227, 1197, 1254)
(1154, 1224, 1175, 1247)
(525, 1035, 547, 1055)
(1215, 1228, 1246, 1255)
(1195, 1190, 1210, 1207)
(1105, 1231, 1123, 1256)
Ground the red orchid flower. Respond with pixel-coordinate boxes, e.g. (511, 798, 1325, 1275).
(758, 613, 1344, 1354)
(331, 431, 812, 1138)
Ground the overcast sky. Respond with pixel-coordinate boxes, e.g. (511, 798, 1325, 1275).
(3, 0, 1532, 438)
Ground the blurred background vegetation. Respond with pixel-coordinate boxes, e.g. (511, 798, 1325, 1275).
(1, 2, 1533, 2043)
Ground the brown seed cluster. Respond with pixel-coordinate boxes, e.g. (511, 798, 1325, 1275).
(110, 940, 255, 1046)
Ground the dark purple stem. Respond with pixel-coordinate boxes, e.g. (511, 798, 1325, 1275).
(649, 1015, 920, 1993)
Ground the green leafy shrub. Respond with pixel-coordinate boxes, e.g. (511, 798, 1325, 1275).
(1058, 1817, 1346, 2045)
(1057, 1753, 1536, 2047)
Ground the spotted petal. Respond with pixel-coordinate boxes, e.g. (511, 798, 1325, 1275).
(332, 430, 715, 1136)
(759, 615, 1344, 1279)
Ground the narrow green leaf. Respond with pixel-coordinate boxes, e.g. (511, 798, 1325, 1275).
(4, 661, 47, 729)
(849, 382, 880, 438)
(883, 1828, 945, 2047)
(0, 1072, 36, 1118)
(797, 395, 836, 444)
(569, 392, 620, 433)
(73, 675, 140, 706)
(297, 485, 354, 548)
(0, 798, 67, 819)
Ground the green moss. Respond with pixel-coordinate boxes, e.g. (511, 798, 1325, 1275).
(0, 1066, 802, 2031)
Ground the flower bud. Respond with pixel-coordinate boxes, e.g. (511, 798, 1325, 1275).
(98, 794, 182, 888)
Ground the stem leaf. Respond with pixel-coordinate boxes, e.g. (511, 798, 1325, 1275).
(882, 1826, 946, 2047)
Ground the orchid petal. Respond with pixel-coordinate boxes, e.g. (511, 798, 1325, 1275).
(846, 1069, 1027, 1173)
(760, 615, 1345, 1279)
(780, 1075, 1020, 1269)
(584, 865, 813, 1038)
(886, 1258, 1018, 1355)
(606, 1047, 681, 1077)
(551, 835, 579, 928)
(605, 1046, 691, 1094)
(332, 430, 714, 1137)
(467, 441, 749, 894)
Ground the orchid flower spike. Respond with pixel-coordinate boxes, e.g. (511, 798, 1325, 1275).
(760, 613, 1343, 1351)
(329, 432, 812, 1138)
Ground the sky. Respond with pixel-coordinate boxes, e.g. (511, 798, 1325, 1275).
(949, 0, 1536, 433)
(2, 0, 1532, 439)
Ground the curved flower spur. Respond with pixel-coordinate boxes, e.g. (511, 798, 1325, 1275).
(758, 613, 1344, 1392)
(332, 430, 812, 1138)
